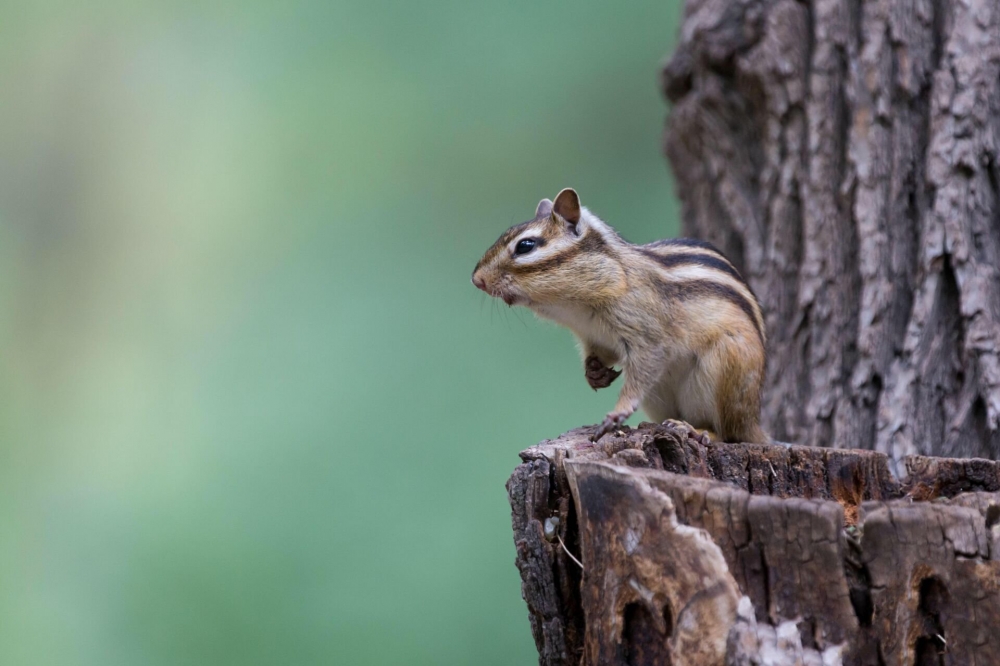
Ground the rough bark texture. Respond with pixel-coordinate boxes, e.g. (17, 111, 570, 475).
(509, 422, 1000, 665)
(662, 0, 1000, 461)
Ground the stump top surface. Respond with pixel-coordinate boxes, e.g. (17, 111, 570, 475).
(519, 421, 1000, 509)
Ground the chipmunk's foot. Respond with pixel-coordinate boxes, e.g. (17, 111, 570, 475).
(584, 355, 621, 390)
(591, 410, 630, 441)
(662, 419, 717, 444)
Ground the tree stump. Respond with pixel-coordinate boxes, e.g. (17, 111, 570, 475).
(508, 422, 1000, 665)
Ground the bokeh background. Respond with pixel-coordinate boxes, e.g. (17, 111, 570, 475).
(0, 2, 682, 664)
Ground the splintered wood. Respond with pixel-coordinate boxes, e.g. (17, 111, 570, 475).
(508, 422, 1000, 665)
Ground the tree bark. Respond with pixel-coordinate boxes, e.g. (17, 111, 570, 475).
(509, 422, 1000, 665)
(662, 0, 1000, 461)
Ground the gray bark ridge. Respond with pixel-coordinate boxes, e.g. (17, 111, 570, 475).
(663, 0, 1000, 461)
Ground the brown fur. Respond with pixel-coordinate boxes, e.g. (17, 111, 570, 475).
(472, 188, 767, 443)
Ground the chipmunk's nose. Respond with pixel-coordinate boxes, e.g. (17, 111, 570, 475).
(471, 273, 487, 292)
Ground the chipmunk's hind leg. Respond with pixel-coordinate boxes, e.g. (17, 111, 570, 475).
(708, 337, 766, 443)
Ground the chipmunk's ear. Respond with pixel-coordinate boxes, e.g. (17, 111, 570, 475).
(553, 188, 581, 229)
(535, 198, 553, 218)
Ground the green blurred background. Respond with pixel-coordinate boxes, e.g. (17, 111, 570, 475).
(0, 2, 682, 664)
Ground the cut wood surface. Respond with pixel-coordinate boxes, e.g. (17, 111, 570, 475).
(508, 422, 1000, 665)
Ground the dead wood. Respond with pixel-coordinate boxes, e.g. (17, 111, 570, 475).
(508, 422, 1000, 665)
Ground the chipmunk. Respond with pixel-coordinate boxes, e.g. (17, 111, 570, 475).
(471, 188, 767, 443)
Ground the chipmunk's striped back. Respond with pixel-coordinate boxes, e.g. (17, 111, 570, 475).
(638, 238, 765, 345)
(472, 187, 768, 443)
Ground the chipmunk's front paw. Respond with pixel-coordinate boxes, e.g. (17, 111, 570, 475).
(585, 355, 621, 390)
(662, 419, 715, 444)
(591, 410, 630, 441)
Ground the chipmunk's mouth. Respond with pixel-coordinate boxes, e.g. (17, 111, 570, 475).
(492, 285, 529, 307)
(471, 273, 528, 306)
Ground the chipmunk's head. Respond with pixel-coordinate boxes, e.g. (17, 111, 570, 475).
(472, 188, 623, 309)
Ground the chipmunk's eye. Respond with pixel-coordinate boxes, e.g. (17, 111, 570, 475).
(514, 238, 537, 256)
